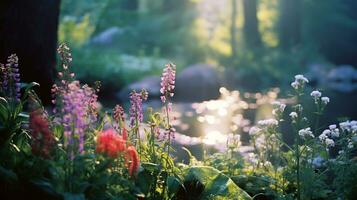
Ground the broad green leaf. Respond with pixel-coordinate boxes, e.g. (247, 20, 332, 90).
(182, 166, 251, 200)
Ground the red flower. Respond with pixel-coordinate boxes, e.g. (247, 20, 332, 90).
(96, 129, 126, 158)
(96, 129, 140, 177)
(29, 110, 55, 158)
(126, 145, 140, 177)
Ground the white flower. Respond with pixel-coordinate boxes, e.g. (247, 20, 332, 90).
(291, 75, 309, 90)
(321, 97, 330, 104)
(338, 150, 344, 155)
(323, 129, 331, 136)
(319, 131, 329, 141)
(298, 127, 314, 138)
(258, 119, 278, 127)
(310, 90, 322, 102)
(289, 112, 298, 119)
(249, 126, 261, 136)
(348, 142, 354, 149)
(325, 138, 335, 147)
(339, 121, 351, 131)
(294, 74, 309, 83)
(331, 129, 340, 138)
(291, 81, 299, 89)
(272, 101, 286, 116)
(329, 124, 337, 130)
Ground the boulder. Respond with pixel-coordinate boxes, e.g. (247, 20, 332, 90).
(117, 76, 161, 101)
(175, 64, 221, 102)
(91, 27, 124, 45)
(326, 65, 357, 93)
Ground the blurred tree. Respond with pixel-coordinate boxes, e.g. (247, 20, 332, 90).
(278, 0, 302, 49)
(0, 0, 61, 104)
(230, 0, 238, 58)
(303, 0, 357, 66)
(243, 0, 262, 48)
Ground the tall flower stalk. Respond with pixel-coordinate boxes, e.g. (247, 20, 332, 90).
(129, 89, 148, 153)
(53, 44, 98, 158)
(160, 63, 176, 157)
(0, 54, 21, 102)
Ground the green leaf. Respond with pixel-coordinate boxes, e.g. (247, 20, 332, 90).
(182, 166, 252, 200)
(167, 176, 182, 197)
(21, 82, 40, 102)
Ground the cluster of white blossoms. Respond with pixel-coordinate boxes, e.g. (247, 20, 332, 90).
(298, 127, 314, 138)
(339, 120, 357, 132)
(319, 128, 336, 148)
(321, 97, 330, 104)
(289, 112, 298, 120)
(272, 101, 286, 116)
(310, 90, 330, 105)
(291, 74, 309, 89)
(249, 126, 261, 136)
(257, 119, 279, 128)
(319, 121, 357, 149)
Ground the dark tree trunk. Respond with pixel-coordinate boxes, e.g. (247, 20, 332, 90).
(0, 0, 61, 105)
(243, 0, 262, 48)
(230, 0, 238, 58)
(278, 0, 301, 49)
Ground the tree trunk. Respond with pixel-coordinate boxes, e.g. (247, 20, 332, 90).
(243, 0, 262, 48)
(0, 0, 61, 105)
(230, 0, 238, 58)
(278, 0, 301, 49)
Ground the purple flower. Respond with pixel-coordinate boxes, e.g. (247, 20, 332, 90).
(129, 89, 148, 127)
(59, 81, 98, 156)
(160, 63, 176, 103)
(113, 104, 125, 122)
(1, 54, 21, 101)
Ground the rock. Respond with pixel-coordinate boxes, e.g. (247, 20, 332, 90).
(175, 64, 221, 102)
(117, 76, 161, 101)
(326, 65, 357, 93)
(91, 27, 123, 45)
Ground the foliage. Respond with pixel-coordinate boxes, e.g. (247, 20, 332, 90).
(2, 44, 357, 199)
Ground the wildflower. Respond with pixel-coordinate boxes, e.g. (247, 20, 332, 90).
(291, 74, 309, 90)
(289, 112, 298, 120)
(126, 145, 140, 176)
(272, 101, 285, 116)
(291, 81, 299, 89)
(0, 54, 21, 101)
(163, 127, 176, 140)
(330, 128, 340, 138)
(338, 150, 344, 155)
(310, 90, 321, 103)
(319, 129, 331, 142)
(129, 89, 148, 127)
(257, 119, 278, 127)
(160, 63, 176, 103)
(295, 74, 309, 83)
(61, 81, 98, 155)
(96, 129, 126, 158)
(113, 104, 125, 123)
(348, 142, 354, 149)
(325, 138, 335, 147)
(321, 97, 330, 105)
(329, 124, 336, 130)
(298, 127, 314, 138)
(339, 121, 351, 131)
(29, 110, 55, 158)
(249, 126, 261, 136)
